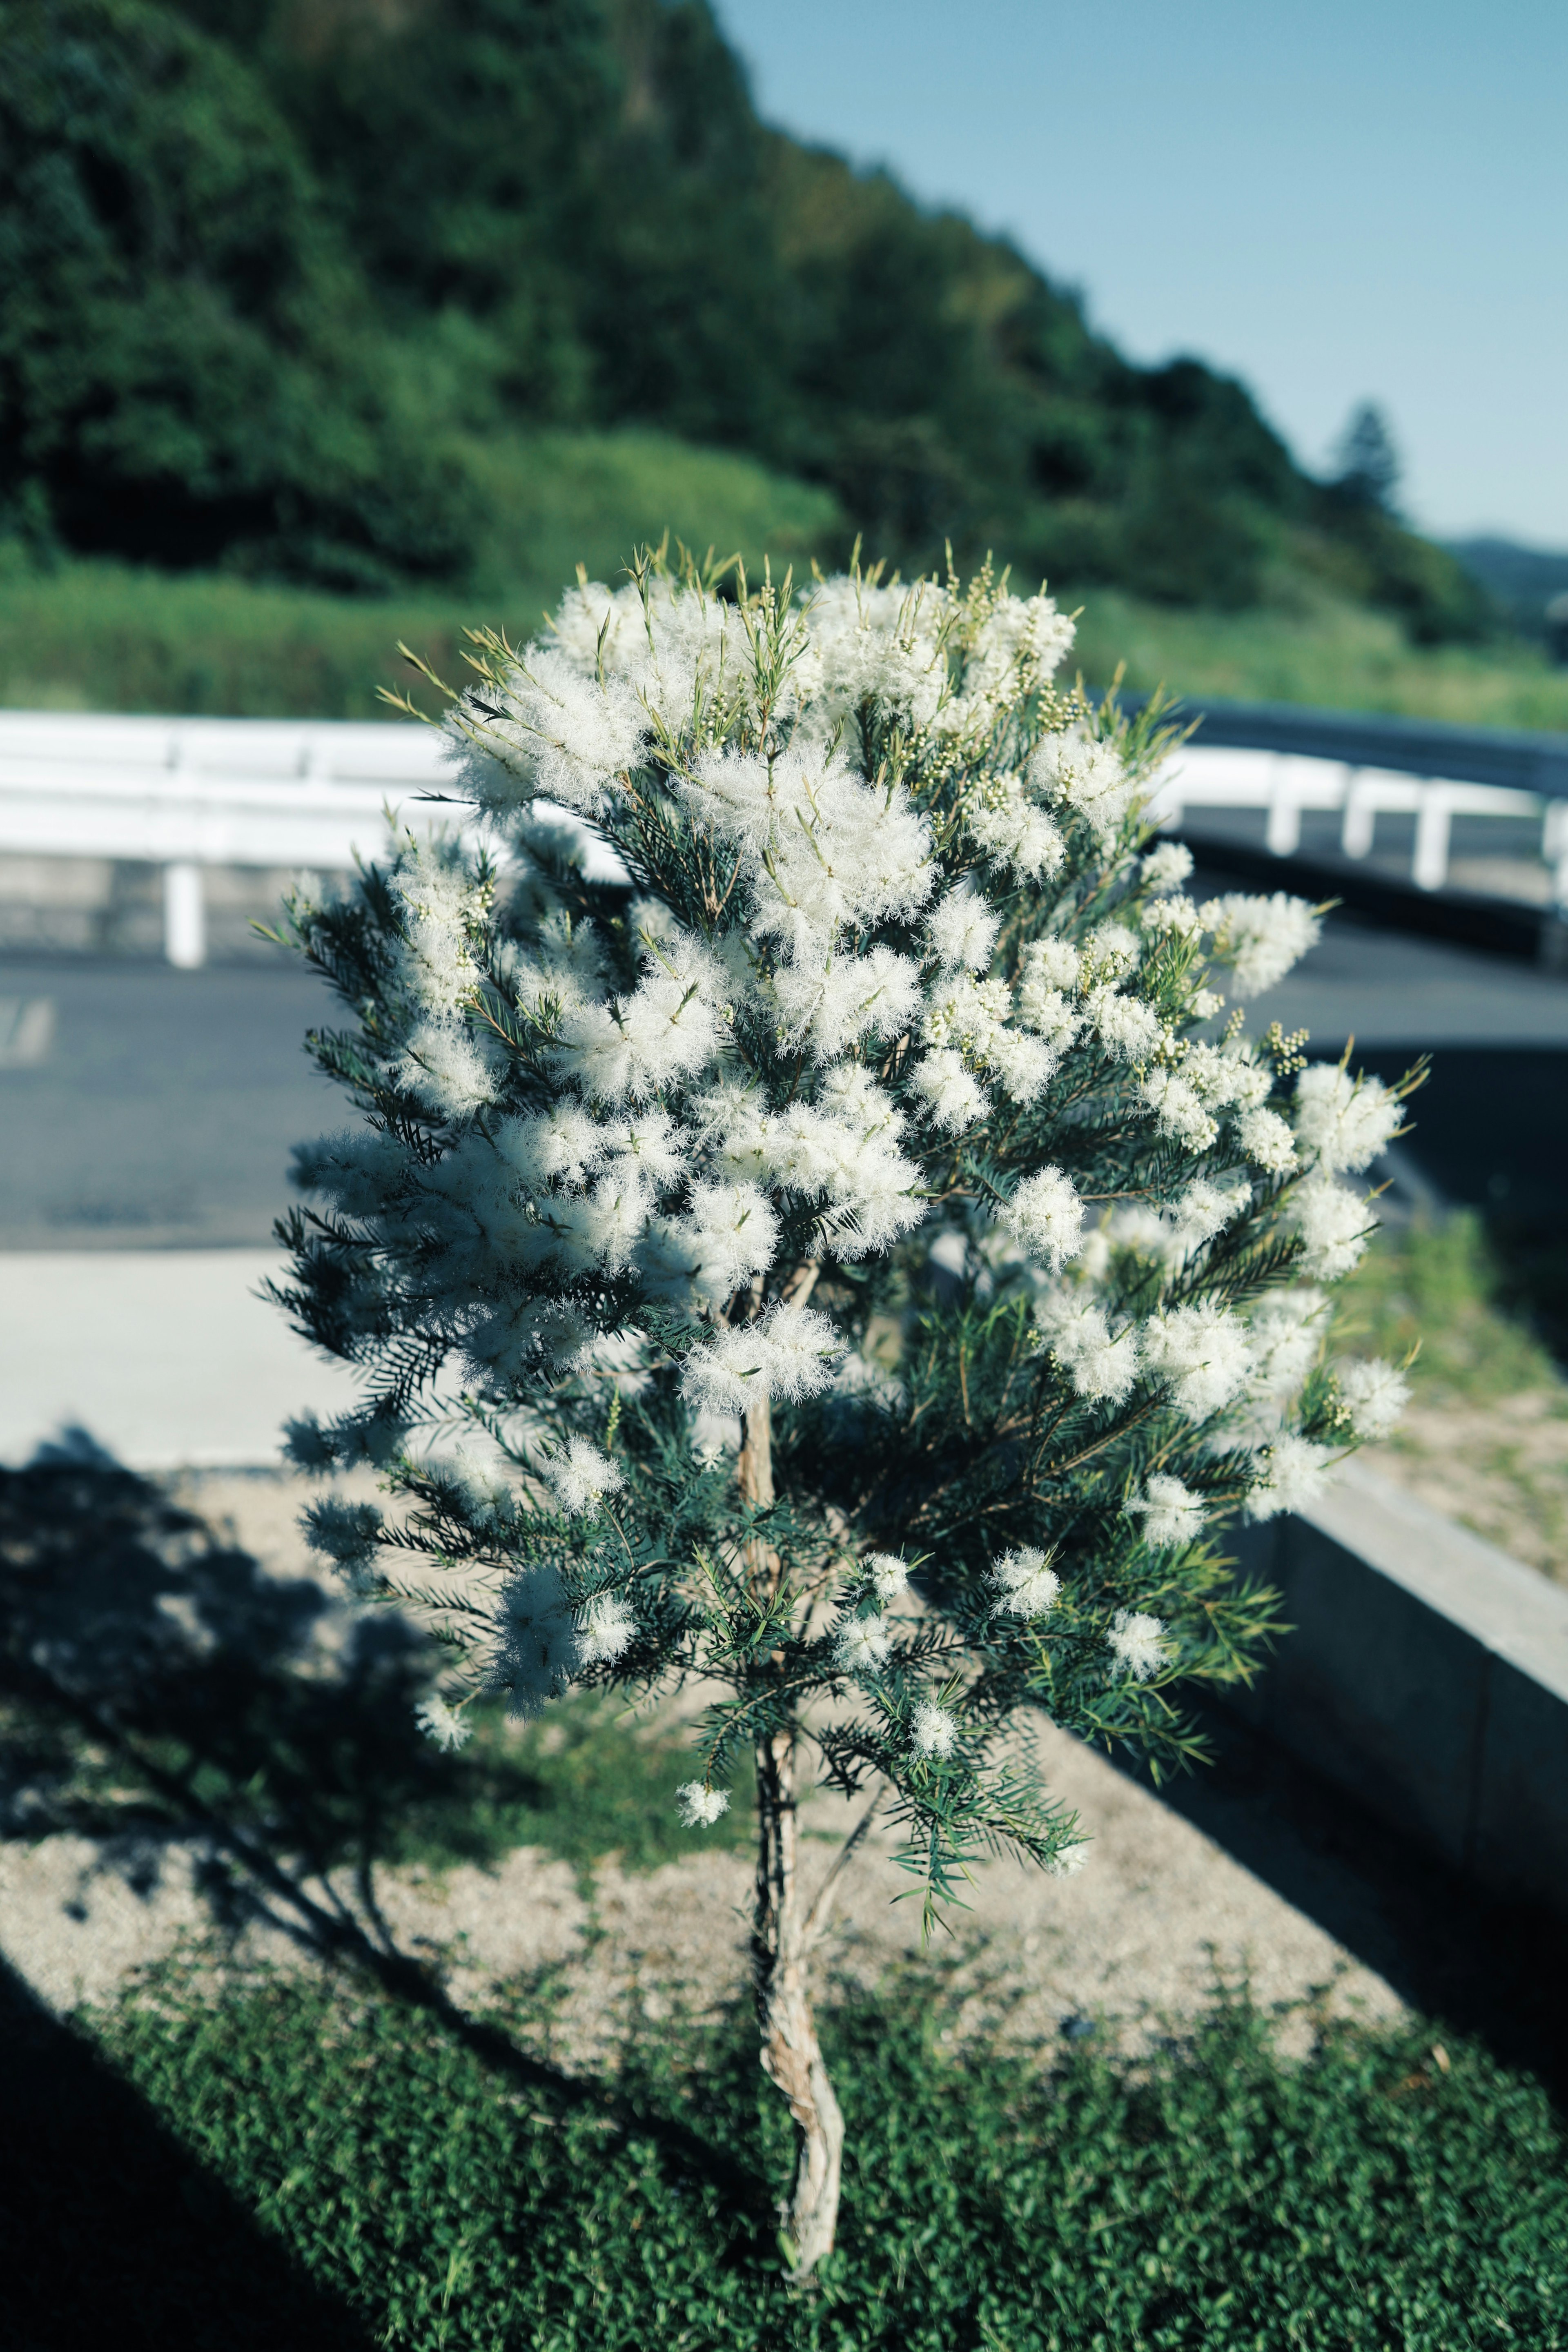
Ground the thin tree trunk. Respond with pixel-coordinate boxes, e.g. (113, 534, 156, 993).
(739, 1388, 845, 2277)
(753, 1725, 846, 2278)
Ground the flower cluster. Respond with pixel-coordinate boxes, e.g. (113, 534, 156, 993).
(277, 548, 1416, 1920)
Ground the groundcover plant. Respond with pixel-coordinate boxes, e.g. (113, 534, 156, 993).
(274, 548, 1413, 2275)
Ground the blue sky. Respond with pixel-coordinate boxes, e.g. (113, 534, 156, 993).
(714, 0, 1567, 546)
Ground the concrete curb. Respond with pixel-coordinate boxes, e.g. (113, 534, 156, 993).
(1231, 1459, 1568, 1921)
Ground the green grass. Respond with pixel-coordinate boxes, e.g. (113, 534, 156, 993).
(1071, 585, 1568, 732)
(61, 1956, 1568, 2351)
(4, 430, 1566, 730)
(0, 426, 844, 720)
(1334, 1213, 1565, 1406)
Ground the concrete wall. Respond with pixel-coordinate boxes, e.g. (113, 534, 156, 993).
(1231, 1459, 1568, 1920)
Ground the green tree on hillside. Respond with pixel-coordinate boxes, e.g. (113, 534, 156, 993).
(0, 0, 1492, 636)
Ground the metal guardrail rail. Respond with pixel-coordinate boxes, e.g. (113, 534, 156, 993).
(2, 701, 1566, 965)
(1157, 697, 1568, 799)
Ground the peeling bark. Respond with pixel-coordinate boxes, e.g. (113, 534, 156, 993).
(739, 1387, 844, 2275)
(753, 1726, 846, 2277)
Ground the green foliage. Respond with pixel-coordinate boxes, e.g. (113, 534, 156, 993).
(84, 1957, 1568, 2348)
(0, 0, 1490, 635)
(8, 551, 1567, 726)
(0, 0, 482, 586)
(1070, 585, 1568, 731)
(0, 428, 843, 715)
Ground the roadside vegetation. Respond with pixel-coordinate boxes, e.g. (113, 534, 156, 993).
(42, 1953, 1559, 2352)
(7, 523, 1567, 728)
(1335, 1215, 1568, 1580)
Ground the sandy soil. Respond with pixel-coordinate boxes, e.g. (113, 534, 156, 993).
(0, 1467, 1403, 2065)
(1363, 1390, 1568, 1582)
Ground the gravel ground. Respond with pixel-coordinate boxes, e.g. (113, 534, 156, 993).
(0, 1466, 1409, 2067)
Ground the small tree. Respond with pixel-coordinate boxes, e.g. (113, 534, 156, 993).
(274, 550, 1412, 2276)
(1330, 401, 1402, 517)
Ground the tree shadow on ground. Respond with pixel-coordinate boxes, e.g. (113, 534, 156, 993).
(0, 1454, 766, 2238)
(0, 1951, 374, 2352)
(1120, 1696, 1568, 2109)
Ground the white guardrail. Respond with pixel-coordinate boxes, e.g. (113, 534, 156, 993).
(0, 708, 1566, 967)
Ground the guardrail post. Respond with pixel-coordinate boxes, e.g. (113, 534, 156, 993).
(1412, 784, 1451, 891)
(1340, 768, 1375, 858)
(163, 862, 206, 968)
(1544, 802, 1568, 907)
(1265, 757, 1300, 855)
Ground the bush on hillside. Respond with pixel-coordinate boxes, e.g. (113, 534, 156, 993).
(0, 0, 1491, 635)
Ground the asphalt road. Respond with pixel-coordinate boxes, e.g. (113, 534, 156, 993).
(2, 908, 1567, 1247)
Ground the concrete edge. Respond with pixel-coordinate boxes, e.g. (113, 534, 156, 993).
(1229, 1461, 1568, 1919)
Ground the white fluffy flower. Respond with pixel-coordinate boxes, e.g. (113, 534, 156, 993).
(640, 1179, 780, 1309)
(962, 590, 1075, 699)
(1091, 989, 1165, 1064)
(909, 1047, 987, 1134)
(1003, 1167, 1085, 1272)
(676, 1781, 731, 1827)
(399, 1020, 496, 1118)
(1336, 1357, 1410, 1440)
(988, 1546, 1061, 1618)
(1047, 1841, 1089, 1880)
(680, 1301, 844, 1415)
(495, 1104, 604, 1192)
(414, 1694, 474, 1751)
(910, 1698, 958, 1758)
(1167, 1176, 1250, 1255)
(1140, 893, 1202, 940)
(1244, 1432, 1336, 1521)
(1140, 1070, 1218, 1152)
(966, 781, 1065, 881)
(545, 1437, 625, 1517)
(773, 944, 922, 1060)
(1019, 935, 1082, 994)
(987, 1027, 1060, 1104)
(449, 643, 647, 817)
(863, 1552, 911, 1600)
(493, 1562, 584, 1716)
(1107, 1609, 1169, 1682)
(1294, 1064, 1402, 1174)
(927, 882, 1001, 973)
(1124, 1474, 1206, 1552)
(1030, 731, 1140, 842)
(1200, 893, 1322, 999)
(1141, 1303, 1254, 1421)
(390, 849, 481, 1018)
(577, 1590, 637, 1666)
(800, 576, 953, 731)
(834, 1613, 892, 1673)
(1041, 1300, 1141, 1405)
(1237, 1106, 1299, 1173)
(1286, 1176, 1375, 1279)
(1246, 1289, 1327, 1400)
(1141, 841, 1193, 894)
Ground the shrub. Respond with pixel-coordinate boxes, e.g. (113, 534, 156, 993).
(274, 549, 1415, 2272)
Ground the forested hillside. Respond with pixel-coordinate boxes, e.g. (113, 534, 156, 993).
(0, 0, 1484, 639)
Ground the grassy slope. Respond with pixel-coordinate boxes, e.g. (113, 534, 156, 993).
(3, 427, 1567, 728)
(1070, 585, 1568, 731)
(0, 428, 845, 722)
